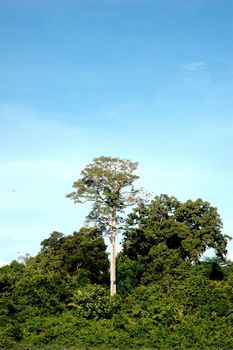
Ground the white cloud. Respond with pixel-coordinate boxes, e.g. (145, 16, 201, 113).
(0, 157, 93, 262)
(0, 259, 8, 267)
(227, 249, 233, 261)
(183, 61, 207, 72)
(181, 60, 210, 91)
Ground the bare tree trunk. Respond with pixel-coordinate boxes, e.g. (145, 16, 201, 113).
(110, 207, 117, 296)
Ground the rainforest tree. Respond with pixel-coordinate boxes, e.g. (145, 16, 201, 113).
(66, 156, 141, 295)
(39, 228, 109, 285)
(123, 194, 229, 283)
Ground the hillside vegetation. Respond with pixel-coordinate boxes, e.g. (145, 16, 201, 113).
(1, 194, 233, 349)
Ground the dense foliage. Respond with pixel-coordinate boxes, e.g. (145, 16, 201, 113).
(123, 194, 229, 284)
(0, 195, 232, 350)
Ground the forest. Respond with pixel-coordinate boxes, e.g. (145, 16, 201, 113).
(1, 157, 233, 350)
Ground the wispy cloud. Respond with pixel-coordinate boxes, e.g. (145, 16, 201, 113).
(227, 249, 233, 261)
(0, 259, 8, 267)
(0, 157, 91, 263)
(183, 61, 207, 72)
(181, 60, 210, 90)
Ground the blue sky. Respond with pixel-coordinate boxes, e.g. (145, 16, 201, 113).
(0, 0, 232, 266)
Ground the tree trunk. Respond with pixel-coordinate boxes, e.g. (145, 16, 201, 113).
(110, 208, 117, 296)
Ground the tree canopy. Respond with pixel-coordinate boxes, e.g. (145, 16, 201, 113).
(37, 227, 110, 285)
(66, 156, 141, 231)
(123, 194, 229, 283)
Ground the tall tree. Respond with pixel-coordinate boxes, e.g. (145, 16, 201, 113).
(66, 156, 141, 295)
